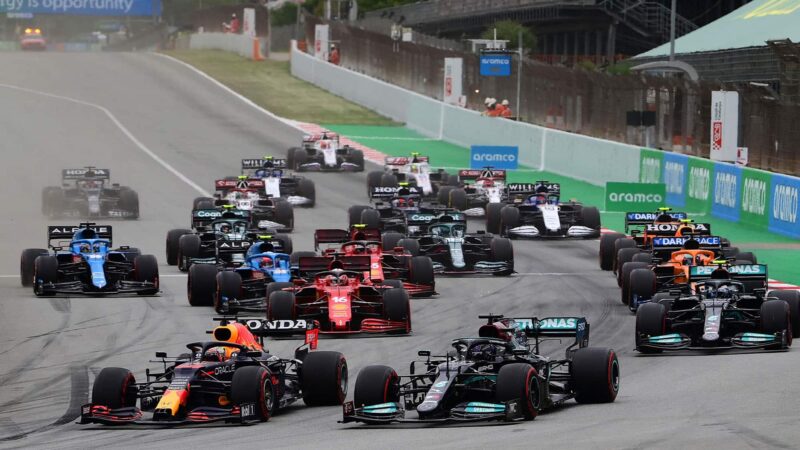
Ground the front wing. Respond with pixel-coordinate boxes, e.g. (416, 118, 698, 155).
(79, 403, 260, 426)
(340, 400, 524, 425)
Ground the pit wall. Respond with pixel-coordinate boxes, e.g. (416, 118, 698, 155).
(289, 42, 800, 239)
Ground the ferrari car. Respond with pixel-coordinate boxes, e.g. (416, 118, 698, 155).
(342, 314, 619, 424)
(241, 157, 316, 206)
(80, 318, 347, 425)
(366, 153, 455, 198)
(485, 181, 600, 239)
(20, 27, 46, 50)
(287, 132, 364, 172)
(266, 268, 411, 335)
(20, 223, 158, 296)
(635, 272, 800, 352)
(352, 185, 464, 236)
(41, 167, 139, 219)
(192, 177, 294, 231)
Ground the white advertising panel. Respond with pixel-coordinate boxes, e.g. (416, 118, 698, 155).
(710, 91, 739, 162)
(314, 24, 330, 61)
(443, 58, 463, 106)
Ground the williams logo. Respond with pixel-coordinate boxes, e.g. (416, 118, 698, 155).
(742, 178, 766, 215)
(773, 184, 798, 224)
(688, 167, 710, 200)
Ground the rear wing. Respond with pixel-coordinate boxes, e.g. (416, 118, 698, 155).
(242, 158, 286, 170)
(651, 236, 723, 252)
(62, 168, 110, 180)
(625, 211, 688, 229)
(314, 229, 350, 248)
(384, 156, 429, 165)
(215, 179, 265, 190)
(640, 222, 711, 235)
(690, 263, 768, 292)
(514, 316, 589, 339)
(369, 185, 421, 199)
(48, 224, 112, 247)
(303, 133, 339, 142)
(458, 169, 506, 180)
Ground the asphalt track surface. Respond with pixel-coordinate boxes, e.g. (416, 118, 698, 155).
(0, 52, 798, 449)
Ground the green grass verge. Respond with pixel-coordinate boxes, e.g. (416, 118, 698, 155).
(163, 50, 396, 126)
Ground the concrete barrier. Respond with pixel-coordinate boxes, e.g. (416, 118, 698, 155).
(190, 32, 264, 60)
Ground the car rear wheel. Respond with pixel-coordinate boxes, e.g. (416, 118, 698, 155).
(289, 251, 316, 265)
(397, 238, 420, 256)
(166, 229, 191, 266)
(178, 234, 201, 272)
(360, 209, 381, 229)
(353, 365, 399, 407)
(620, 262, 649, 305)
(293, 148, 309, 170)
(367, 170, 384, 195)
(500, 206, 520, 235)
(486, 202, 504, 234)
(92, 367, 138, 409)
(231, 366, 275, 421)
(571, 347, 620, 404)
(187, 264, 217, 306)
(382, 232, 404, 251)
(20, 248, 48, 287)
(297, 178, 316, 207)
(580, 206, 601, 234)
(273, 200, 294, 230)
(616, 248, 642, 286)
(437, 186, 453, 205)
(449, 188, 468, 210)
(612, 238, 637, 272)
(495, 363, 540, 420)
(628, 268, 656, 307)
(301, 351, 348, 406)
(599, 233, 625, 271)
(408, 256, 434, 290)
(118, 189, 139, 219)
(490, 237, 514, 276)
(348, 205, 372, 226)
(350, 150, 365, 171)
(215, 271, 242, 313)
(380, 173, 399, 187)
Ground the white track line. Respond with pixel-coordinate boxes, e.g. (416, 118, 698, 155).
(0, 83, 211, 197)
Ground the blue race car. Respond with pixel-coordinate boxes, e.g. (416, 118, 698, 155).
(20, 223, 159, 296)
(187, 239, 297, 313)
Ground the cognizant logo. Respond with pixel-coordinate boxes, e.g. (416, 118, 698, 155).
(773, 184, 798, 223)
(742, 178, 766, 215)
(609, 192, 663, 203)
(472, 154, 516, 162)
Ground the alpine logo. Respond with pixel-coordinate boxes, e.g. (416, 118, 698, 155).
(773, 184, 798, 224)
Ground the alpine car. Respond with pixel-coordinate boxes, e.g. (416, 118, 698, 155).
(193, 177, 294, 231)
(241, 157, 316, 207)
(287, 132, 364, 172)
(80, 318, 347, 425)
(635, 270, 800, 352)
(437, 168, 507, 216)
(342, 314, 619, 424)
(20, 27, 46, 50)
(367, 153, 455, 198)
(353, 185, 463, 236)
(266, 268, 411, 335)
(485, 181, 600, 239)
(20, 223, 158, 296)
(41, 167, 139, 219)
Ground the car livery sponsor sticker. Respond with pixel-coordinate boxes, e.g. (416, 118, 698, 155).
(690, 264, 767, 276)
(652, 236, 721, 247)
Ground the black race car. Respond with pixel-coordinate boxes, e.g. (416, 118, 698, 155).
(486, 181, 600, 239)
(42, 167, 139, 219)
(351, 186, 461, 236)
(80, 318, 347, 425)
(635, 265, 800, 352)
(20, 223, 158, 296)
(287, 132, 364, 172)
(241, 157, 316, 207)
(342, 314, 619, 424)
(190, 178, 294, 232)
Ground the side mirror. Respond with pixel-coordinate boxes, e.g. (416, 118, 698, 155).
(245, 351, 262, 358)
(155, 352, 167, 358)
(511, 349, 528, 356)
(417, 350, 430, 357)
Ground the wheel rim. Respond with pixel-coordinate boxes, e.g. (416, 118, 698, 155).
(339, 362, 348, 398)
(528, 375, 541, 412)
(262, 376, 274, 416)
(609, 357, 620, 393)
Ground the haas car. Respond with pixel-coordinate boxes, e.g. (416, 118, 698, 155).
(635, 264, 800, 352)
(436, 168, 508, 217)
(241, 157, 316, 207)
(192, 177, 294, 231)
(42, 167, 139, 219)
(367, 153, 455, 198)
(267, 268, 411, 335)
(20, 224, 158, 296)
(342, 314, 619, 425)
(287, 132, 364, 172)
(81, 318, 347, 425)
(486, 181, 600, 239)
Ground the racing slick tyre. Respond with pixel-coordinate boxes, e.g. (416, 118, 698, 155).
(118, 188, 140, 219)
(301, 351, 348, 406)
(273, 200, 294, 230)
(166, 229, 192, 266)
(360, 209, 381, 229)
(178, 234, 201, 272)
(20, 248, 48, 287)
(449, 188, 468, 211)
(133, 255, 159, 295)
(231, 366, 276, 421)
(33, 255, 58, 296)
(367, 170, 384, 194)
(121, 247, 142, 262)
(350, 149, 365, 171)
(495, 363, 541, 420)
(382, 232, 405, 251)
(632, 252, 653, 263)
(486, 202, 504, 234)
(628, 268, 656, 307)
(735, 251, 757, 265)
(397, 238, 420, 256)
(408, 256, 435, 289)
(761, 299, 792, 349)
(620, 262, 649, 305)
(580, 206, 601, 235)
(273, 233, 293, 254)
(652, 292, 676, 312)
(722, 246, 740, 259)
(500, 206, 520, 236)
(599, 232, 625, 271)
(92, 367, 138, 409)
(266, 281, 294, 299)
(613, 238, 637, 273)
(380, 173, 399, 188)
(348, 205, 372, 226)
(636, 302, 667, 353)
(187, 264, 217, 307)
(769, 290, 800, 339)
(382, 288, 410, 324)
(268, 291, 296, 320)
(287, 147, 302, 169)
(381, 279, 404, 289)
(616, 248, 642, 286)
(289, 251, 317, 265)
(41, 187, 61, 216)
(437, 186, 453, 205)
(192, 196, 214, 210)
(297, 178, 316, 207)
(353, 365, 400, 408)
(490, 237, 514, 276)
(292, 148, 308, 171)
(215, 271, 242, 313)
(571, 348, 620, 403)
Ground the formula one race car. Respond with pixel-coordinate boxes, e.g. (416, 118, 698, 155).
(41, 167, 139, 219)
(192, 177, 294, 231)
(436, 168, 507, 216)
(353, 185, 463, 236)
(80, 318, 347, 425)
(342, 314, 619, 424)
(267, 268, 411, 335)
(20, 27, 46, 50)
(20, 223, 158, 296)
(367, 153, 455, 198)
(635, 271, 800, 352)
(485, 181, 600, 239)
(241, 157, 316, 206)
(287, 132, 364, 172)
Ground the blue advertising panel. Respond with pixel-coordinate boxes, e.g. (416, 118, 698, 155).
(0, 0, 161, 16)
(711, 162, 742, 221)
(768, 172, 800, 238)
(662, 152, 688, 207)
(470, 146, 518, 169)
(479, 53, 511, 77)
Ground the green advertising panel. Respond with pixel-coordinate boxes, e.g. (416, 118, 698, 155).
(605, 182, 666, 211)
(739, 166, 772, 228)
(685, 156, 714, 213)
(639, 148, 663, 184)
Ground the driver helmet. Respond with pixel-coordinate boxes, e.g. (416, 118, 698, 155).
(717, 285, 734, 299)
(411, 163, 419, 174)
(470, 343, 498, 361)
(682, 254, 694, 266)
(482, 179, 494, 187)
(529, 194, 546, 205)
(79, 243, 91, 253)
(255, 169, 267, 177)
(203, 347, 225, 362)
(259, 256, 273, 268)
(338, 274, 349, 285)
(547, 195, 559, 205)
(81, 180, 98, 189)
(220, 223, 232, 233)
(393, 198, 406, 207)
(93, 243, 103, 253)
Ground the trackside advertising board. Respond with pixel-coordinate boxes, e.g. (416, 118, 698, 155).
(769, 173, 800, 238)
(470, 146, 518, 169)
(479, 53, 511, 77)
(663, 152, 688, 207)
(711, 162, 742, 221)
(605, 182, 666, 211)
(0, 0, 161, 16)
